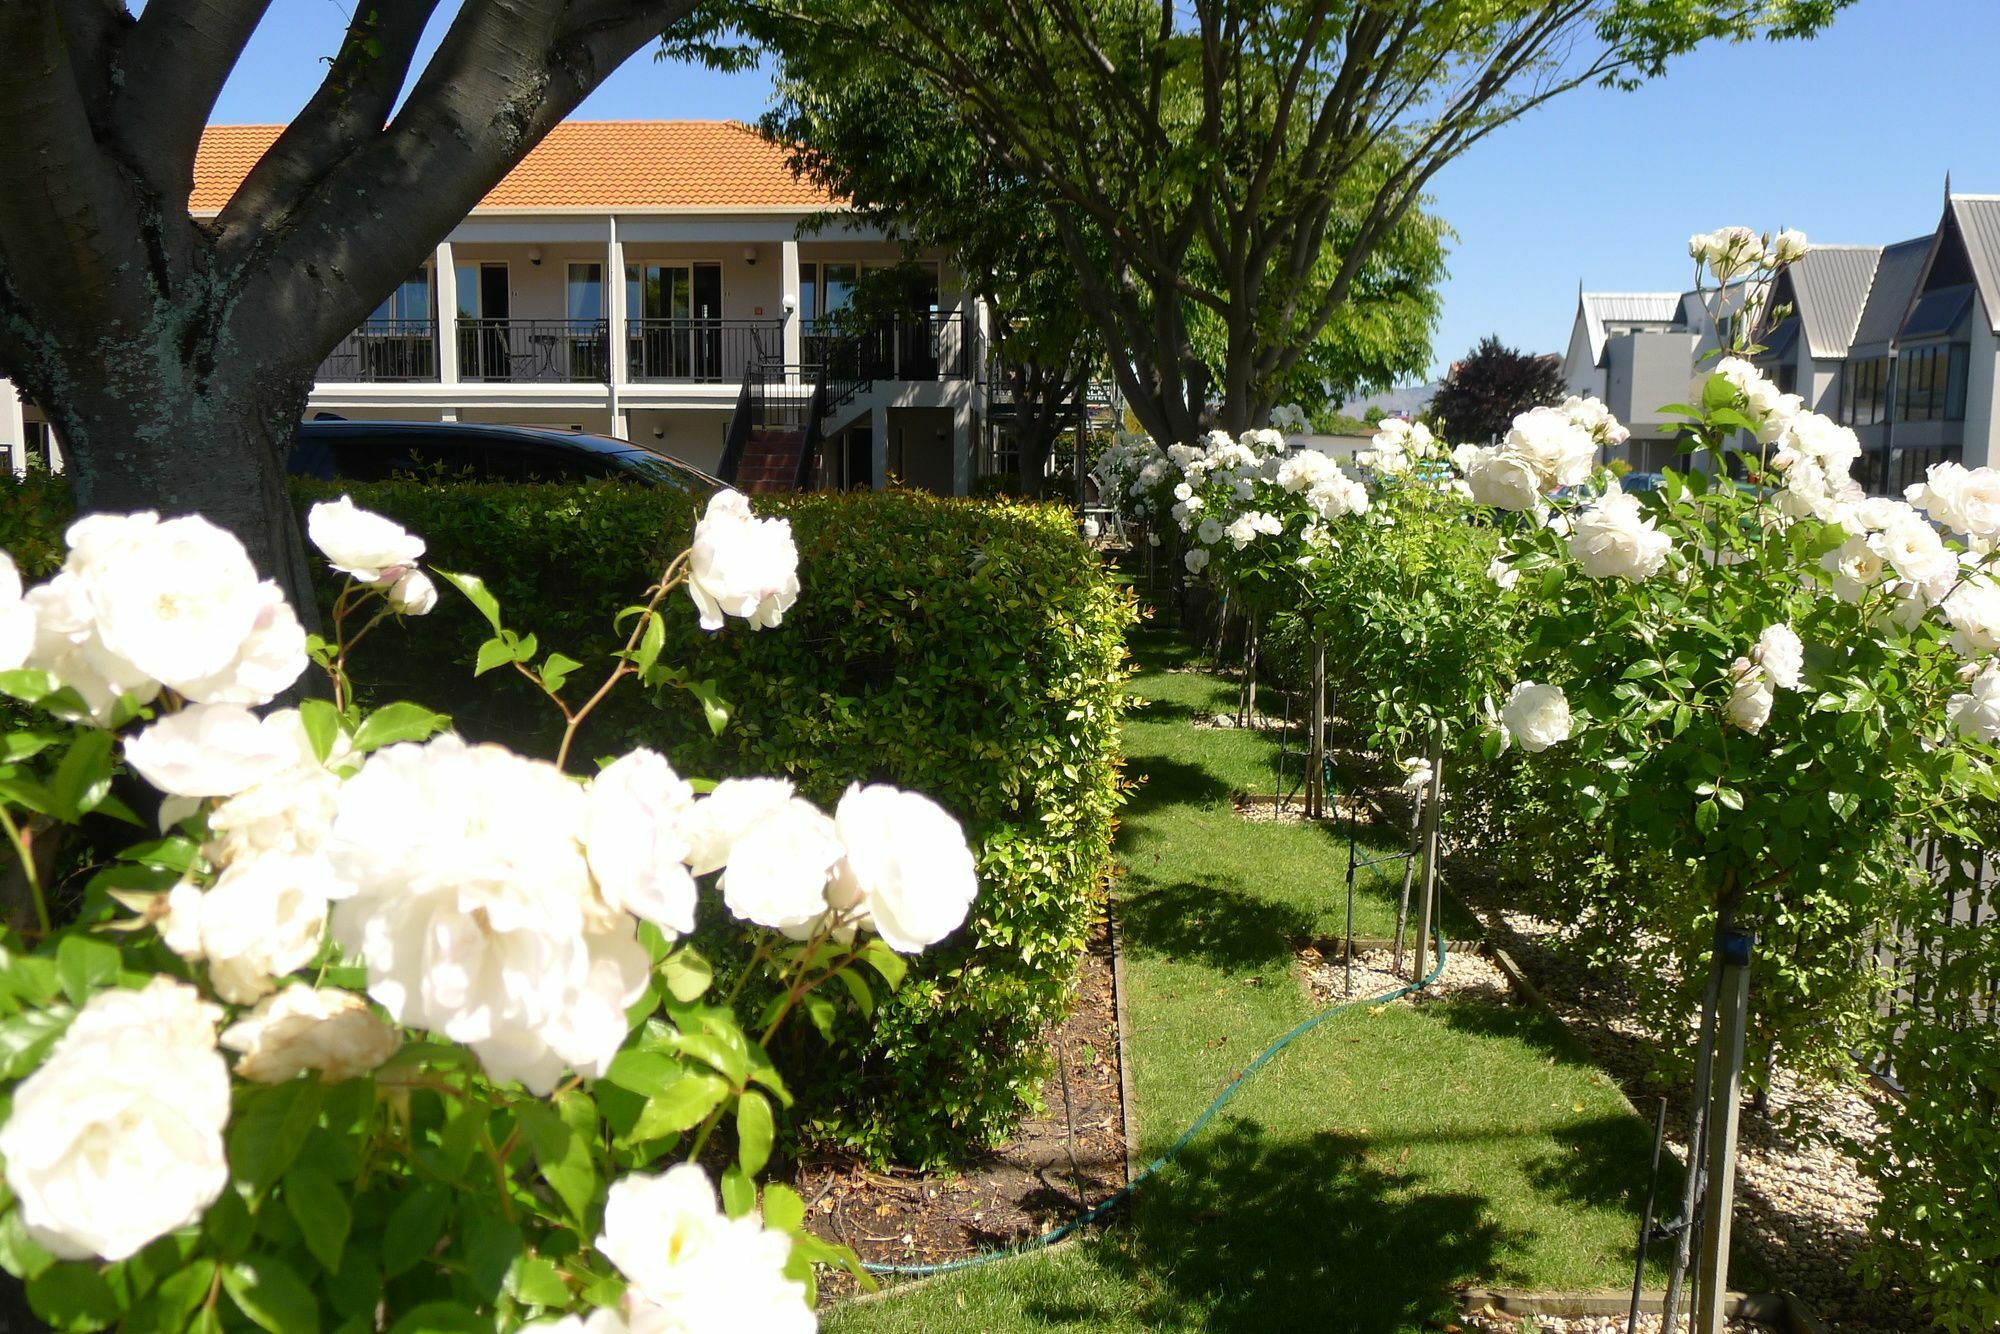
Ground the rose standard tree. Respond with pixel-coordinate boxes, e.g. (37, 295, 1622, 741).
(1470, 229, 2000, 1327)
(0, 487, 983, 1329)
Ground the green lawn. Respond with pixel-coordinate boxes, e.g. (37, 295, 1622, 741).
(830, 630, 1662, 1333)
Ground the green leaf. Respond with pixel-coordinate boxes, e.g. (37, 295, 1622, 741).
(691, 679, 731, 737)
(859, 940, 908, 990)
(229, 1078, 326, 1192)
(802, 992, 838, 1042)
(661, 948, 713, 1003)
(719, 1164, 755, 1219)
(49, 729, 115, 822)
(434, 570, 503, 632)
(0, 668, 57, 704)
(0, 1203, 57, 1280)
(833, 966, 874, 1017)
(284, 1163, 352, 1273)
(27, 1262, 122, 1331)
(473, 638, 513, 677)
(736, 1089, 775, 1176)
(510, 632, 539, 664)
(635, 612, 666, 675)
(55, 934, 120, 1006)
(516, 1100, 597, 1225)
(351, 702, 449, 753)
(386, 1302, 492, 1334)
(541, 652, 584, 694)
(222, 1257, 319, 1334)
(1694, 798, 1720, 835)
(630, 1072, 729, 1140)
(672, 1030, 749, 1085)
(381, 1183, 451, 1279)
(299, 699, 342, 765)
(505, 1254, 571, 1308)
(762, 1182, 807, 1234)
(124, 1259, 216, 1334)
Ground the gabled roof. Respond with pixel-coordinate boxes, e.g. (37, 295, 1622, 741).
(190, 121, 837, 216)
(1946, 196, 2000, 333)
(1850, 236, 1932, 354)
(1784, 245, 1881, 358)
(1578, 291, 1685, 365)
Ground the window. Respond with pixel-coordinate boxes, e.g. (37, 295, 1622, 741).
(1773, 363, 1797, 396)
(368, 271, 431, 328)
(1840, 357, 1889, 427)
(1895, 344, 1968, 423)
(567, 263, 604, 322)
(799, 263, 818, 325)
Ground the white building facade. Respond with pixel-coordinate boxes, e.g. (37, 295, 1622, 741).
(0, 121, 993, 494)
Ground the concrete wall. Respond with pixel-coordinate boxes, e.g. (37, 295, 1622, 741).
(1562, 315, 1605, 399)
(1964, 298, 1998, 471)
(626, 408, 732, 475)
(1606, 331, 1698, 433)
(885, 406, 956, 493)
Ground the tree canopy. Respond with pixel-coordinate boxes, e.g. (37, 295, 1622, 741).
(1427, 334, 1569, 444)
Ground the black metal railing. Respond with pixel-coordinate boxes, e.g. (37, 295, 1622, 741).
(317, 321, 437, 382)
(457, 319, 611, 384)
(746, 366, 819, 434)
(628, 319, 783, 383)
(717, 369, 755, 487)
(1866, 836, 1997, 1093)
(804, 312, 972, 383)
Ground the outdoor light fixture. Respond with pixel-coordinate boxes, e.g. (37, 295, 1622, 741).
(527, 246, 543, 266)
(743, 245, 758, 265)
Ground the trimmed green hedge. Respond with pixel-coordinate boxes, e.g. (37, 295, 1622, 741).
(1, 477, 1134, 1166)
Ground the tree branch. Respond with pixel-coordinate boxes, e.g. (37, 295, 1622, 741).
(120, 0, 277, 200)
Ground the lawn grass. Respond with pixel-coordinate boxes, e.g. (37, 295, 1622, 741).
(829, 629, 1662, 1333)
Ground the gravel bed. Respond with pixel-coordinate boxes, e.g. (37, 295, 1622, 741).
(1232, 792, 1382, 826)
(1475, 908, 1917, 1333)
(1462, 1311, 1772, 1332)
(1296, 942, 1513, 1006)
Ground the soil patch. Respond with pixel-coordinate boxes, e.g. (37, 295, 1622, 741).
(797, 921, 1126, 1292)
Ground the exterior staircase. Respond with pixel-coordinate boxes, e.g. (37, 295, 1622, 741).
(732, 428, 808, 494)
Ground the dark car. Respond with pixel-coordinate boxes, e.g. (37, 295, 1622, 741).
(287, 419, 723, 496)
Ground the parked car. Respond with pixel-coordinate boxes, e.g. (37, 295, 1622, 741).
(287, 419, 723, 496)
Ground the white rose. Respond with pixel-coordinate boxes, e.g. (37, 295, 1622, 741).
(1943, 578, 2000, 658)
(679, 777, 796, 877)
(1450, 443, 1484, 475)
(1465, 450, 1546, 512)
(306, 496, 424, 583)
(1823, 534, 1885, 603)
(123, 702, 306, 799)
(1908, 462, 2000, 539)
(0, 550, 35, 671)
(719, 796, 844, 934)
(585, 749, 699, 937)
(1503, 407, 1596, 490)
(1568, 492, 1671, 581)
(208, 763, 343, 866)
(1948, 664, 2000, 743)
(830, 784, 980, 953)
(686, 490, 801, 632)
(0, 978, 228, 1261)
(1146, 532, 1161, 548)
(180, 854, 333, 1003)
(1773, 229, 1809, 265)
(1197, 518, 1225, 546)
(387, 569, 439, 615)
(1224, 514, 1261, 551)
(1500, 681, 1572, 753)
(525, 1314, 632, 1334)
(1754, 624, 1806, 691)
(79, 514, 266, 688)
(1726, 659, 1775, 734)
(597, 1167, 812, 1333)
(221, 985, 401, 1084)
(1874, 517, 1957, 595)
(1486, 557, 1519, 591)
(1184, 548, 1210, 575)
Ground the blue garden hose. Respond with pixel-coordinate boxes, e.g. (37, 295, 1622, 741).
(860, 920, 1451, 1277)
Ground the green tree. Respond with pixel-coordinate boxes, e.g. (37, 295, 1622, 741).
(1427, 335, 1569, 444)
(676, 0, 1851, 447)
(0, 1, 697, 606)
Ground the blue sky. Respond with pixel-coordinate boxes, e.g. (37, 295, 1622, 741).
(214, 0, 1996, 381)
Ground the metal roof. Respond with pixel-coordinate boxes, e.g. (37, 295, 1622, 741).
(1851, 236, 1933, 354)
(1785, 245, 1881, 358)
(1948, 196, 2000, 333)
(1579, 291, 1685, 364)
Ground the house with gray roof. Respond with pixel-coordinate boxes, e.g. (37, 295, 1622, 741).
(1561, 189, 2000, 492)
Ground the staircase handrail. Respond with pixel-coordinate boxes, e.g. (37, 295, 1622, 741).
(717, 365, 755, 486)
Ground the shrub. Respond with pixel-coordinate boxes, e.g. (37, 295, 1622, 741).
(0, 477, 1132, 1165)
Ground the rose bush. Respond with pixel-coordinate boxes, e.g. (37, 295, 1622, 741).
(0, 489, 986, 1329)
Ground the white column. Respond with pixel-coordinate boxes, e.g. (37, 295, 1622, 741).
(45, 423, 64, 475)
(607, 217, 627, 438)
(870, 403, 889, 488)
(435, 241, 460, 386)
(951, 399, 972, 496)
(781, 240, 802, 367)
(1, 379, 24, 476)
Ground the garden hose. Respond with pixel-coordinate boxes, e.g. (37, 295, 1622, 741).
(859, 919, 1450, 1278)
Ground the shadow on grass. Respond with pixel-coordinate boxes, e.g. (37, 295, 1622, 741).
(1429, 996, 1598, 1070)
(1026, 1117, 1511, 1332)
(1117, 879, 1316, 973)
(1123, 755, 1238, 813)
(1523, 1113, 1679, 1215)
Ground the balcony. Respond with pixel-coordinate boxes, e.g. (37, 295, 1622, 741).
(459, 319, 611, 384)
(628, 319, 783, 383)
(806, 312, 974, 383)
(318, 321, 438, 382)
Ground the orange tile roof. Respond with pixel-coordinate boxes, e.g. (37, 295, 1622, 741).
(190, 121, 837, 214)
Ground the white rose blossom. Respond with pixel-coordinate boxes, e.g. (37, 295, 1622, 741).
(1874, 517, 1957, 597)
(718, 795, 845, 936)
(1907, 461, 2000, 540)
(1726, 659, 1776, 734)
(1184, 547, 1210, 575)
(167, 854, 334, 1004)
(0, 551, 35, 671)
(585, 749, 699, 937)
(221, 985, 401, 1084)
(1943, 577, 2000, 658)
(679, 777, 796, 876)
(1948, 663, 2000, 743)
(0, 978, 229, 1262)
(687, 490, 801, 632)
(596, 1167, 813, 1334)
(123, 702, 314, 799)
(306, 496, 426, 583)
(387, 568, 439, 615)
(1197, 517, 1225, 546)
(829, 784, 980, 953)
(1464, 449, 1545, 512)
(1503, 407, 1598, 490)
(1500, 682, 1573, 753)
(1568, 491, 1672, 581)
(1754, 624, 1806, 691)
